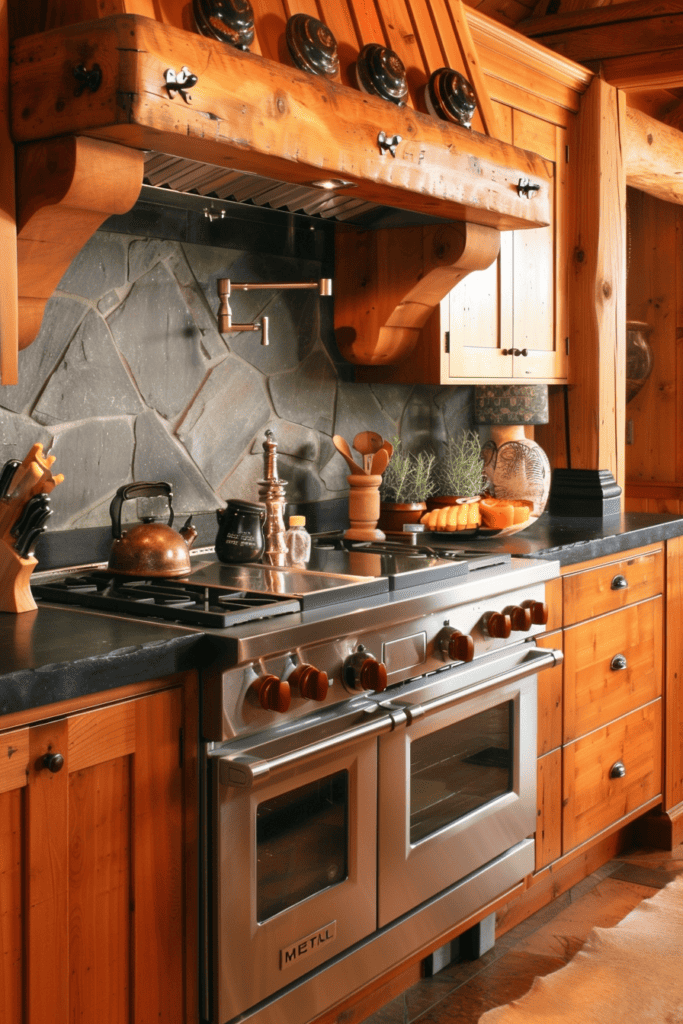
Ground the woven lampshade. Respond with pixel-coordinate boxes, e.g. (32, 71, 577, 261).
(474, 384, 549, 426)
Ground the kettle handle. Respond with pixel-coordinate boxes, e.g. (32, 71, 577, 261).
(109, 481, 175, 539)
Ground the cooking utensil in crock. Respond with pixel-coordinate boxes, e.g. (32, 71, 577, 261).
(108, 482, 197, 577)
(370, 446, 390, 477)
(353, 431, 384, 472)
(333, 435, 365, 474)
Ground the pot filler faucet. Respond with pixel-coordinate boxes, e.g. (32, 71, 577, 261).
(216, 277, 333, 345)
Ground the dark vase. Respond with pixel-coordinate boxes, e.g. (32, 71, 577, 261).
(377, 501, 426, 533)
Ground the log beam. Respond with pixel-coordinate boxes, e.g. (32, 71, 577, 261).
(623, 106, 683, 205)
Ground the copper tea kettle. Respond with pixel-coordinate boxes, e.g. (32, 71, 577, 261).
(108, 482, 197, 577)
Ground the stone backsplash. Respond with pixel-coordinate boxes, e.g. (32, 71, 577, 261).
(0, 204, 473, 532)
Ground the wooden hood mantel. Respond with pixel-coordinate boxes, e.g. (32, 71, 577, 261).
(7, 7, 557, 357)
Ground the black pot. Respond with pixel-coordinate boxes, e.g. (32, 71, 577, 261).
(215, 499, 266, 563)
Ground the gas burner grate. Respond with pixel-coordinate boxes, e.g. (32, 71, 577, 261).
(31, 572, 301, 628)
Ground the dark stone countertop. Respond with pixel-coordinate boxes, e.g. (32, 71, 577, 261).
(3, 512, 683, 721)
(460, 511, 683, 567)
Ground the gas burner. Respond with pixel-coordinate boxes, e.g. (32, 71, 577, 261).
(32, 571, 301, 627)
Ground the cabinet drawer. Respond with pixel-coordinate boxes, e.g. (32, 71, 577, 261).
(563, 547, 664, 626)
(564, 597, 662, 742)
(562, 700, 661, 853)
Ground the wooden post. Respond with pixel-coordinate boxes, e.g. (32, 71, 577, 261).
(0, 0, 18, 385)
(539, 77, 626, 491)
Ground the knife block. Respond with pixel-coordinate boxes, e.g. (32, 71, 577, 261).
(344, 473, 386, 542)
(0, 541, 38, 613)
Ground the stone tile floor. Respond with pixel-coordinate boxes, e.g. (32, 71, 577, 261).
(361, 842, 683, 1024)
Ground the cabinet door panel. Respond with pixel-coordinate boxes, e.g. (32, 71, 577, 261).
(0, 787, 24, 1024)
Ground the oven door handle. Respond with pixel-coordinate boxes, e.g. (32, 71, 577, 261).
(216, 703, 409, 787)
(401, 646, 563, 722)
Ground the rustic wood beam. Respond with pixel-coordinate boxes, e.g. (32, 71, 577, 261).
(334, 221, 501, 365)
(16, 136, 143, 350)
(623, 105, 683, 204)
(538, 77, 626, 489)
(9, 15, 552, 232)
(0, 0, 18, 385)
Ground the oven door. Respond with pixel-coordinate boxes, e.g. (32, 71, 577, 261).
(377, 644, 549, 927)
(207, 701, 394, 1024)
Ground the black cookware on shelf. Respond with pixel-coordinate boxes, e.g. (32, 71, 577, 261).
(192, 0, 254, 50)
(285, 14, 339, 78)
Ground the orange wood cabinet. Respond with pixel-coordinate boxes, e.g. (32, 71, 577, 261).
(0, 678, 197, 1024)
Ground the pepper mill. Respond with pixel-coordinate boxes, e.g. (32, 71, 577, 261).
(257, 430, 288, 566)
(344, 473, 385, 542)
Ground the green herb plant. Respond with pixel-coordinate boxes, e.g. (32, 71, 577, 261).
(433, 430, 486, 498)
(380, 439, 436, 504)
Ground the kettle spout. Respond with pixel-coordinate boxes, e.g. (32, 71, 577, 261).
(180, 515, 198, 549)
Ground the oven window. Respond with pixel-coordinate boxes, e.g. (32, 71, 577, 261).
(410, 701, 513, 844)
(256, 771, 349, 922)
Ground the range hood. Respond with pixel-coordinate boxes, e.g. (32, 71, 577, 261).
(8, 4, 561, 361)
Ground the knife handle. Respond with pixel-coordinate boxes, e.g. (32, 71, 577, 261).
(0, 460, 21, 499)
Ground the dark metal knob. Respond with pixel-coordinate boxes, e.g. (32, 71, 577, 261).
(288, 663, 329, 702)
(485, 612, 512, 639)
(252, 674, 291, 713)
(343, 646, 388, 693)
(41, 752, 64, 773)
(356, 43, 408, 106)
(517, 178, 541, 198)
(523, 600, 549, 626)
(73, 63, 102, 96)
(609, 761, 626, 779)
(610, 654, 628, 672)
(439, 627, 475, 663)
(509, 606, 532, 632)
(611, 574, 628, 590)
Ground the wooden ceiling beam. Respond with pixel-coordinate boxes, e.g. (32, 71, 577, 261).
(624, 105, 683, 204)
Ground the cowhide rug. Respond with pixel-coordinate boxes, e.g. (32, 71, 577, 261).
(479, 874, 683, 1024)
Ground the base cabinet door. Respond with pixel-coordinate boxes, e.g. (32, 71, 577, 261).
(0, 686, 185, 1024)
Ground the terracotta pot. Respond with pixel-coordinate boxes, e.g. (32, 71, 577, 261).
(426, 494, 472, 512)
(377, 501, 427, 533)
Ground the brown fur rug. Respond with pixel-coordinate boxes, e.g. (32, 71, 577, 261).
(479, 874, 683, 1023)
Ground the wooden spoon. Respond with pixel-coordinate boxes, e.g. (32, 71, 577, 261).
(370, 447, 390, 477)
(333, 434, 365, 475)
(353, 431, 384, 473)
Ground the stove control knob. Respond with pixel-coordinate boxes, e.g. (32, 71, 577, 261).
(289, 663, 329, 702)
(484, 612, 512, 639)
(522, 599, 549, 626)
(252, 674, 291, 713)
(508, 605, 532, 632)
(343, 646, 388, 693)
(438, 627, 475, 663)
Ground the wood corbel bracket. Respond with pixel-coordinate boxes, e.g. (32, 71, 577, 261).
(15, 135, 143, 351)
(335, 221, 501, 366)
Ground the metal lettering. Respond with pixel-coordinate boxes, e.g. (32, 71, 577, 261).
(280, 921, 337, 969)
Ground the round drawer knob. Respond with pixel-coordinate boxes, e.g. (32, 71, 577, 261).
(41, 752, 64, 773)
(610, 654, 628, 672)
(609, 761, 627, 779)
(611, 574, 628, 590)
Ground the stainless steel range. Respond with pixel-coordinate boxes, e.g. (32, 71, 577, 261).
(32, 536, 562, 1024)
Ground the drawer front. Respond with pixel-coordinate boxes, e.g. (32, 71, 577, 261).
(563, 596, 662, 742)
(563, 547, 664, 626)
(562, 700, 662, 853)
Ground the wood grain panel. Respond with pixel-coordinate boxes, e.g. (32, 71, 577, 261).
(536, 748, 562, 870)
(536, 631, 563, 756)
(27, 718, 69, 1024)
(0, 789, 23, 1024)
(665, 535, 683, 811)
(133, 688, 184, 1024)
(563, 700, 662, 853)
(564, 597, 663, 742)
(374, 0, 430, 110)
(68, 757, 131, 1024)
(0, 727, 28, 794)
(67, 700, 136, 772)
(314, 2, 359, 86)
(346, 0, 386, 47)
(563, 546, 664, 625)
(0, 0, 18, 385)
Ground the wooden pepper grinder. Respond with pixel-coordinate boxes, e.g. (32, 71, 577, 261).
(345, 472, 385, 543)
(257, 430, 288, 566)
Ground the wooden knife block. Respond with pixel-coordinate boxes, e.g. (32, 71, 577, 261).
(0, 542, 38, 613)
(344, 474, 386, 542)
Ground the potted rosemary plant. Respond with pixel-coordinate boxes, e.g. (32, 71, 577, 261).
(379, 440, 436, 532)
(429, 431, 486, 510)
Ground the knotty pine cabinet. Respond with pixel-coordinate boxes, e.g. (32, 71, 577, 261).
(0, 674, 197, 1024)
(534, 544, 664, 873)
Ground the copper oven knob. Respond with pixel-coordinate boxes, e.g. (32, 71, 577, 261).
(343, 646, 388, 693)
(439, 627, 475, 663)
(288, 663, 329, 702)
(522, 600, 548, 625)
(485, 612, 512, 639)
(508, 605, 532, 632)
(252, 674, 291, 713)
